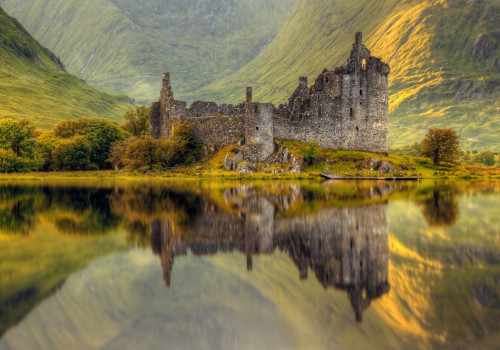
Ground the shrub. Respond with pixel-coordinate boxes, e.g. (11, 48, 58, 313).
(304, 140, 318, 164)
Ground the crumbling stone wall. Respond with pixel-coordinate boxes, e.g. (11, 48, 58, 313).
(170, 114, 245, 146)
(150, 32, 389, 156)
(273, 32, 389, 153)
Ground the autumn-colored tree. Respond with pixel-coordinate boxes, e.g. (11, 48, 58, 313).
(122, 106, 150, 137)
(420, 128, 460, 166)
(123, 136, 161, 170)
(108, 137, 138, 170)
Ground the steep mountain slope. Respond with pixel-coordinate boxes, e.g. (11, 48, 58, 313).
(0, 0, 294, 103)
(190, 0, 500, 150)
(0, 6, 133, 130)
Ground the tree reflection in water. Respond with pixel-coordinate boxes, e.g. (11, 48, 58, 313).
(419, 186, 459, 228)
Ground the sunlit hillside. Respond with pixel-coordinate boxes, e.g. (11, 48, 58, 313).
(190, 0, 500, 151)
(0, 0, 294, 103)
(0, 7, 133, 130)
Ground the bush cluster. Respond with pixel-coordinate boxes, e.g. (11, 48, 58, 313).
(0, 107, 200, 172)
(0, 117, 128, 172)
(109, 121, 200, 170)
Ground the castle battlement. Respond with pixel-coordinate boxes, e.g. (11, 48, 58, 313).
(150, 32, 390, 159)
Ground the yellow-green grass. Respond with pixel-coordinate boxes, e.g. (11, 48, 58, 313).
(1, 141, 499, 180)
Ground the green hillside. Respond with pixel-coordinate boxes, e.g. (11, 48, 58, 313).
(0, 0, 294, 104)
(0, 6, 133, 130)
(189, 0, 500, 151)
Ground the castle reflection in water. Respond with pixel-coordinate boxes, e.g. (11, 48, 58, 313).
(150, 185, 391, 322)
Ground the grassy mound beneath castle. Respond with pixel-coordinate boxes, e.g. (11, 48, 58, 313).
(2, 140, 498, 180)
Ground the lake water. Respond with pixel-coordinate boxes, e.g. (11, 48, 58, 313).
(0, 179, 499, 349)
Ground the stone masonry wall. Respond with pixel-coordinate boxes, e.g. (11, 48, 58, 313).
(170, 114, 245, 146)
(150, 32, 389, 155)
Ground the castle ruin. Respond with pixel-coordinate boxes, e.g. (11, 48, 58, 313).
(150, 33, 390, 160)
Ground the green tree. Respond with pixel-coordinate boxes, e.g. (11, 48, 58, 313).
(122, 106, 150, 137)
(0, 149, 27, 172)
(53, 137, 92, 171)
(53, 118, 128, 169)
(170, 121, 200, 164)
(85, 119, 128, 169)
(473, 150, 495, 166)
(0, 118, 37, 158)
(420, 128, 460, 166)
(35, 132, 61, 171)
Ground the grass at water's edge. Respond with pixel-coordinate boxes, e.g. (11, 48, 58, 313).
(2, 143, 499, 181)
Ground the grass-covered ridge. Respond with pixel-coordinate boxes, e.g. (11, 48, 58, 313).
(0, 0, 294, 103)
(189, 0, 500, 151)
(0, 6, 133, 130)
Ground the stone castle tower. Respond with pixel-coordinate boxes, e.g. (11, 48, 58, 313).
(150, 32, 389, 158)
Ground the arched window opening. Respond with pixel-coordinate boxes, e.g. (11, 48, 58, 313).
(256, 127, 259, 130)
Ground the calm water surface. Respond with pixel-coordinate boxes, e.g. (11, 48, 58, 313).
(0, 180, 499, 349)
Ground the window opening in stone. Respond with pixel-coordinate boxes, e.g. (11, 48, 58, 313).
(356, 126, 359, 131)
(350, 238, 353, 249)
(360, 89, 363, 96)
(350, 108, 353, 117)
(326, 77, 329, 83)
(256, 127, 259, 130)
(254, 106, 258, 113)
(361, 59, 366, 70)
